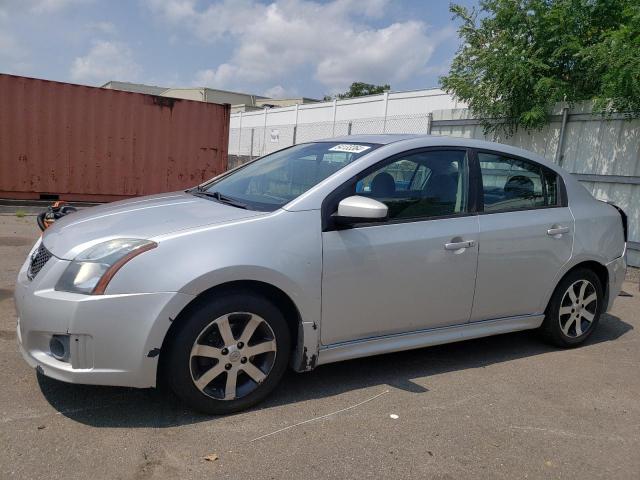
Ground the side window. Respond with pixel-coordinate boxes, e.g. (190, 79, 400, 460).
(479, 153, 557, 212)
(357, 150, 467, 220)
(543, 170, 559, 206)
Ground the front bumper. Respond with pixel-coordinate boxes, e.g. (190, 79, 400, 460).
(605, 246, 627, 311)
(15, 242, 193, 388)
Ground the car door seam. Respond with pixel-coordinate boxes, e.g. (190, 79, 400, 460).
(468, 214, 481, 324)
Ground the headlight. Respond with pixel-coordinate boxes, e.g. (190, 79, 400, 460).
(55, 239, 157, 295)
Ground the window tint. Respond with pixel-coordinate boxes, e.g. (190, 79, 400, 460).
(543, 169, 559, 206)
(479, 153, 558, 212)
(355, 150, 467, 220)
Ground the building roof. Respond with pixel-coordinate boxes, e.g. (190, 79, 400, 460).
(101, 81, 168, 96)
(102, 80, 319, 107)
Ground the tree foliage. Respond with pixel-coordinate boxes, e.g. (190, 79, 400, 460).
(440, 0, 640, 134)
(323, 82, 391, 101)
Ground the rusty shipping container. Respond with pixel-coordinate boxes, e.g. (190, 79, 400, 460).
(0, 74, 230, 201)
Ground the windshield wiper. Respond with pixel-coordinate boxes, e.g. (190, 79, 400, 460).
(193, 190, 249, 209)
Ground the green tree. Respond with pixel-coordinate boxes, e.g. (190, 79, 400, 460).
(585, 3, 640, 115)
(324, 82, 391, 101)
(440, 0, 640, 134)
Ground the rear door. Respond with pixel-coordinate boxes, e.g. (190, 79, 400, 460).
(470, 151, 573, 321)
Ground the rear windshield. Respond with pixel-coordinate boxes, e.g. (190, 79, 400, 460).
(195, 142, 380, 211)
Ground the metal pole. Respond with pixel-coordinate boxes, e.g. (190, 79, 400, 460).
(293, 104, 299, 146)
(347, 121, 352, 136)
(262, 107, 268, 155)
(250, 128, 255, 160)
(555, 107, 569, 166)
(331, 99, 337, 137)
(237, 111, 243, 155)
(427, 112, 433, 135)
(382, 91, 389, 133)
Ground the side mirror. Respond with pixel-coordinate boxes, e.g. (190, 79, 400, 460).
(334, 195, 388, 225)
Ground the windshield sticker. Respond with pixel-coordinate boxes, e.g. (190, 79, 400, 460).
(328, 144, 371, 154)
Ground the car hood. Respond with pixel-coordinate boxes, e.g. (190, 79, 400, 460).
(42, 191, 266, 259)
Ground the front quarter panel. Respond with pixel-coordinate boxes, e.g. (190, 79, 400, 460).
(106, 209, 324, 369)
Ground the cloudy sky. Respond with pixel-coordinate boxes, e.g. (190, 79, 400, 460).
(0, 0, 477, 99)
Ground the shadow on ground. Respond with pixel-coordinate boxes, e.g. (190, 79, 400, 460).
(37, 313, 633, 428)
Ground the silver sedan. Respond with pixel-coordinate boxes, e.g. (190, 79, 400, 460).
(15, 135, 627, 414)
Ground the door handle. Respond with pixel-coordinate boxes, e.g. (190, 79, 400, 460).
(547, 226, 569, 236)
(444, 240, 475, 250)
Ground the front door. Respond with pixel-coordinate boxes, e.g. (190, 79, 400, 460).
(320, 149, 480, 345)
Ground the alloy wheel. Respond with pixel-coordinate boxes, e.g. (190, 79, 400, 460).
(558, 279, 598, 338)
(189, 312, 277, 401)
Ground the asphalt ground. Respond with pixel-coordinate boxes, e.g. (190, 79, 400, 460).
(1, 214, 639, 479)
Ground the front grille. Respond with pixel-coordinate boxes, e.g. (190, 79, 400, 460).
(27, 243, 53, 280)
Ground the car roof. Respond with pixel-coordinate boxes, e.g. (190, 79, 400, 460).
(315, 134, 561, 174)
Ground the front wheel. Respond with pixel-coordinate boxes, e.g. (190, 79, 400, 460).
(165, 292, 291, 414)
(541, 268, 603, 347)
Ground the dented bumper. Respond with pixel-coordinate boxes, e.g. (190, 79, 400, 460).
(605, 248, 627, 311)
(14, 243, 193, 388)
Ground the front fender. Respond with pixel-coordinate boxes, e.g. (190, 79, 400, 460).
(179, 265, 321, 372)
(106, 209, 324, 373)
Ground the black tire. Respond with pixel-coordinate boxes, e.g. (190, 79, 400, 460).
(165, 291, 290, 414)
(540, 268, 603, 347)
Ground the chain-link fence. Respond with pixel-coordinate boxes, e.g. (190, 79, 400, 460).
(228, 112, 434, 166)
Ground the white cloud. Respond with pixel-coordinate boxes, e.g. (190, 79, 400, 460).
(315, 21, 433, 90)
(144, 0, 196, 22)
(145, 0, 445, 92)
(70, 40, 141, 85)
(263, 85, 296, 99)
(194, 64, 238, 88)
(146, 0, 255, 38)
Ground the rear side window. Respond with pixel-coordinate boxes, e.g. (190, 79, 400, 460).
(479, 153, 559, 212)
(543, 169, 559, 206)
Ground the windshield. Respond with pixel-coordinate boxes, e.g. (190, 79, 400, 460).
(194, 142, 380, 211)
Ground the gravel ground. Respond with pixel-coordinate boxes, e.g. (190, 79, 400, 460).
(625, 265, 640, 284)
(1, 215, 639, 479)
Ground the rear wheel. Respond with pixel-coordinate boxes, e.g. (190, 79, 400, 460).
(166, 292, 290, 414)
(541, 268, 603, 347)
